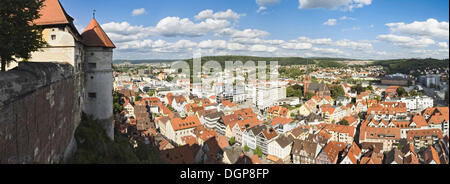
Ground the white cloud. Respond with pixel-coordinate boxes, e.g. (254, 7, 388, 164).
(281, 42, 313, 50)
(311, 47, 344, 54)
(298, 37, 333, 45)
(335, 39, 373, 50)
(323, 19, 337, 26)
(198, 40, 228, 49)
(215, 28, 270, 38)
(155, 17, 230, 37)
(230, 37, 285, 45)
(298, 0, 372, 11)
(195, 9, 244, 21)
(340, 16, 356, 21)
(132, 8, 147, 16)
(377, 34, 436, 48)
(249, 45, 278, 52)
(257, 6, 267, 13)
(256, 0, 281, 13)
(437, 42, 448, 48)
(297, 37, 372, 50)
(386, 18, 449, 40)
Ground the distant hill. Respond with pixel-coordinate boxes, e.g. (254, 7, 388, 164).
(370, 58, 449, 74)
(114, 56, 449, 73)
(113, 59, 178, 64)
(182, 55, 354, 69)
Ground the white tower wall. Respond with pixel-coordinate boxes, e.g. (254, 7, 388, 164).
(83, 47, 114, 139)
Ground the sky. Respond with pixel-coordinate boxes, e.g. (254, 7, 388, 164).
(60, 0, 449, 60)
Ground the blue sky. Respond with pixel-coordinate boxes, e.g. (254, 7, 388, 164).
(60, 0, 449, 60)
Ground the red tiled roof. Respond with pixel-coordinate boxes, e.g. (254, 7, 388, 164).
(319, 123, 356, 137)
(223, 100, 238, 107)
(424, 146, 441, 164)
(360, 127, 401, 141)
(171, 116, 201, 131)
(271, 117, 293, 127)
(411, 115, 428, 127)
(34, 0, 73, 25)
(216, 136, 230, 150)
(82, 18, 116, 48)
(407, 129, 443, 142)
(322, 141, 346, 163)
(222, 114, 239, 126)
(181, 135, 198, 146)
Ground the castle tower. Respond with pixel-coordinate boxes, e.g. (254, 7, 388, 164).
(81, 18, 116, 140)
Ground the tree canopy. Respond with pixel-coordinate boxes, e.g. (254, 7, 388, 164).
(0, 0, 47, 71)
(396, 87, 408, 97)
(329, 85, 346, 100)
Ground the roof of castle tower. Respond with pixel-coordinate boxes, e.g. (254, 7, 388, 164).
(34, 0, 74, 25)
(82, 18, 116, 48)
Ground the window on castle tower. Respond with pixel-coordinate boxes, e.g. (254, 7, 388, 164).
(88, 63, 97, 69)
(51, 35, 56, 40)
(88, 93, 97, 98)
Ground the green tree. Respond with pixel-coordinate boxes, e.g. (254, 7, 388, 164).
(243, 145, 249, 152)
(166, 76, 174, 82)
(304, 92, 315, 100)
(287, 85, 303, 99)
(254, 146, 263, 158)
(148, 90, 155, 97)
(338, 120, 349, 126)
(229, 137, 236, 146)
(113, 92, 124, 114)
(329, 85, 346, 100)
(0, 0, 47, 72)
(351, 84, 365, 94)
(396, 87, 408, 97)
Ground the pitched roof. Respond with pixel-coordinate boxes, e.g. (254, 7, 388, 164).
(319, 124, 356, 137)
(274, 135, 294, 148)
(261, 128, 278, 140)
(403, 153, 419, 164)
(34, 0, 73, 25)
(402, 143, 417, 156)
(291, 140, 319, 159)
(222, 114, 239, 127)
(82, 18, 116, 48)
(424, 146, 441, 164)
(160, 144, 200, 164)
(360, 151, 383, 164)
(407, 129, 443, 142)
(360, 127, 401, 141)
(216, 136, 230, 150)
(385, 148, 403, 164)
(224, 147, 243, 164)
(321, 141, 346, 163)
(346, 142, 361, 164)
(170, 116, 201, 131)
(411, 115, 428, 127)
(271, 117, 293, 127)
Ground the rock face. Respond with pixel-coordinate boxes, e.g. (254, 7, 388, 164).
(0, 62, 78, 164)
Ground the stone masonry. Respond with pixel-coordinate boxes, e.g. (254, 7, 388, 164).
(0, 62, 78, 164)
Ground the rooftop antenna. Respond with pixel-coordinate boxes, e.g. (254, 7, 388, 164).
(93, 9, 96, 19)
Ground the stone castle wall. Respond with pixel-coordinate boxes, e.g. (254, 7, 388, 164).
(0, 62, 78, 164)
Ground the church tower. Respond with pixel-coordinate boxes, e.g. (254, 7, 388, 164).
(303, 60, 311, 95)
(81, 17, 116, 140)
